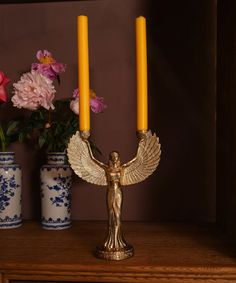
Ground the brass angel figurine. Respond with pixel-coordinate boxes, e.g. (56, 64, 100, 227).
(67, 130, 161, 260)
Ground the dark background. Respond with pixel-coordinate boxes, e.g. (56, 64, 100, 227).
(0, 0, 216, 222)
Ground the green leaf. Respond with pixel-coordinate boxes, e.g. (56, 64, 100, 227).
(18, 132, 25, 143)
(38, 135, 46, 148)
(6, 121, 20, 136)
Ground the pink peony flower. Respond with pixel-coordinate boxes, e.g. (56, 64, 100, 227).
(0, 71, 10, 103)
(70, 98, 79, 115)
(70, 88, 107, 115)
(90, 96, 107, 113)
(12, 70, 56, 110)
(31, 50, 66, 81)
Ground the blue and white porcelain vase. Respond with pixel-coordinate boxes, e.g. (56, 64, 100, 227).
(0, 152, 22, 229)
(40, 152, 72, 230)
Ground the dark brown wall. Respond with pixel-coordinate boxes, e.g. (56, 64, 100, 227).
(0, 0, 216, 222)
(217, 0, 236, 236)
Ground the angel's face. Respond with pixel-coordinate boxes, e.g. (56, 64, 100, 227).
(109, 151, 120, 164)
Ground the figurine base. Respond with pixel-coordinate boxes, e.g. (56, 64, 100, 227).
(94, 245, 134, 260)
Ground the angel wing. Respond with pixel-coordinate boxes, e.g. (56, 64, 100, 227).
(67, 131, 107, 186)
(121, 131, 161, 186)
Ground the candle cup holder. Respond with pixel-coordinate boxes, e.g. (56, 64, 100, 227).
(67, 130, 161, 260)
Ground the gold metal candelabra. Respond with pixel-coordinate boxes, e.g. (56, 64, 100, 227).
(67, 130, 161, 260)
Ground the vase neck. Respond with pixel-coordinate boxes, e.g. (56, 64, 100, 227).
(47, 152, 66, 165)
(0, 152, 15, 165)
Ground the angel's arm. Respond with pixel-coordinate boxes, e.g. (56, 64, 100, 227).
(122, 135, 146, 168)
(84, 140, 107, 170)
(122, 152, 139, 169)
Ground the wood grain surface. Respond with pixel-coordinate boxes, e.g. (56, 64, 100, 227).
(1, 221, 236, 282)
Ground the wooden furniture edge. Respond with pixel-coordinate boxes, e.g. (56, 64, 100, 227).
(2, 266, 236, 283)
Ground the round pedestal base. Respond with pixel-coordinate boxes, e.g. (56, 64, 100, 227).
(95, 245, 134, 260)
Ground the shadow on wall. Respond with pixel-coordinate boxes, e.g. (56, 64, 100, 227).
(143, 0, 216, 221)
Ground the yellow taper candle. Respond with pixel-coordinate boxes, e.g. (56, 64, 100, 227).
(77, 15, 90, 132)
(136, 16, 148, 131)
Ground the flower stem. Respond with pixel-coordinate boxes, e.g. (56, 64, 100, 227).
(0, 124, 6, 152)
(48, 109, 51, 124)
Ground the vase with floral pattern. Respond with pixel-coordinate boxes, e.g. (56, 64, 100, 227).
(40, 152, 72, 230)
(0, 152, 22, 229)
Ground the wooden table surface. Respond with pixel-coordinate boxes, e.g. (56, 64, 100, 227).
(1, 221, 236, 283)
